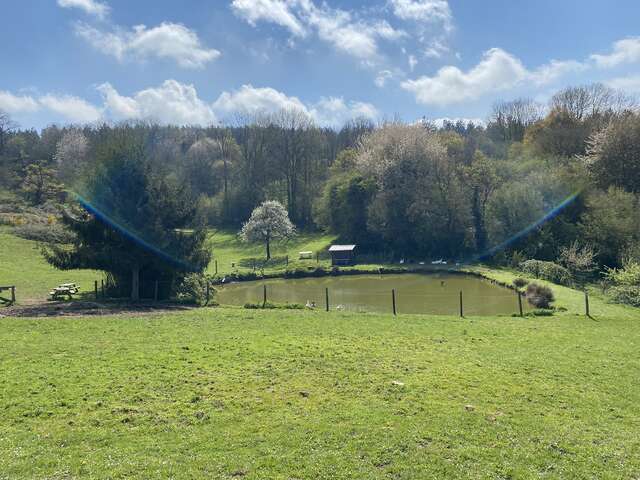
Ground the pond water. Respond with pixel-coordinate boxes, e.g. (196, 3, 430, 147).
(216, 273, 528, 316)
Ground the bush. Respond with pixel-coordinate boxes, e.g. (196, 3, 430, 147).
(175, 273, 215, 305)
(520, 259, 573, 286)
(513, 277, 529, 289)
(243, 302, 304, 310)
(608, 286, 640, 307)
(12, 223, 75, 243)
(605, 261, 640, 306)
(526, 283, 555, 309)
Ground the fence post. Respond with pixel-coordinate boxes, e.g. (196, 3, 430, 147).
(11, 286, 15, 304)
(459, 291, 463, 318)
(316, 252, 319, 263)
(392, 289, 397, 316)
(585, 291, 590, 317)
(154, 280, 159, 302)
(101, 279, 105, 299)
(206, 283, 210, 305)
(286, 255, 289, 266)
(325, 287, 329, 312)
(263, 284, 267, 308)
(518, 291, 523, 317)
(215, 260, 218, 275)
(94, 280, 98, 300)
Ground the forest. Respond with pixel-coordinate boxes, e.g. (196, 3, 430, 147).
(1, 82, 640, 304)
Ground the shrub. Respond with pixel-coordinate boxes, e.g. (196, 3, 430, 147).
(526, 283, 555, 309)
(12, 223, 74, 244)
(605, 261, 640, 306)
(243, 302, 304, 310)
(608, 286, 640, 307)
(520, 259, 572, 286)
(175, 273, 215, 305)
(529, 309, 554, 316)
(513, 277, 529, 289)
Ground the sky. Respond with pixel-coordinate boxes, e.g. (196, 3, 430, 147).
(1, 0, 640, 130)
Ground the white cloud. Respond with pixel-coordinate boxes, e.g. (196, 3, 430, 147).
(98, 80, 217, 125)
(310, 96, 379, 126)
(390, 0, 452, 29)
(591, 37, 640, 69)
(57, 0, 109, 19)
(408, 54, 418, 71)
(75, 22, 220, 69)
(212, 84, 378, 126)
(375, 70, 394, 88)
(402, 48, 588, 106)
(39, 94, 102, 123)
(231, 0, 405, 62)
(402, 48, 528, 106)
(606, 75, 640, 94)
(231, 0, 307, 37)
(0, 91, 39, 114)
(423, 38, 448, 58)
(213, 84, 308, 117)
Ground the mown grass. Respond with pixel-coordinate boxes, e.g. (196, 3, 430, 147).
(1, 306, 639, 479)
(0, 227, 101, 302)
(206, 229, 337, 276)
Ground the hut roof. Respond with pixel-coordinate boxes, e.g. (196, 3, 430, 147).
(328, 244, 356, 252)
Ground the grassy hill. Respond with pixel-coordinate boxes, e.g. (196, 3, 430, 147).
(0, 227, 102, 302)
(1, 307, 639, 479)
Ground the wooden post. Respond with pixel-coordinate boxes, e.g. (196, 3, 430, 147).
(215, 260, 218, 275)
(518, 291, 523, 317)
(206, 283, 210, 305)
(585, 291, 590, 317)
(94, 280, 98, 300)
(101, 279, 105, 299)
(11, 286, 15, 304)
(286, 255, 289, 266)
(263, 284, 267, 308)
(325, 287, 329, 312)
(392, 289, 397, 316)
(316, 252, 319, 263)
(459, 291, 463, 318)
(154, 280, 159, 302)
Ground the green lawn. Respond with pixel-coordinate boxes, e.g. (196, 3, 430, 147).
(1, 305, 639, 479)
(206, 229, 337, 275)
(0, 228, 102, 302)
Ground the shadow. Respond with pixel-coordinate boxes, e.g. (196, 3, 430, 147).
(2, 300, 197, 318)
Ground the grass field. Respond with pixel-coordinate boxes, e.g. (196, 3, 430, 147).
(0, 227, 102, 302)
(2, 227, 640, 478)
(1, 306, 639, 479)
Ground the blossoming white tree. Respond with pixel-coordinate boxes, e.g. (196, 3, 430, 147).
(240, 200, 295, 260)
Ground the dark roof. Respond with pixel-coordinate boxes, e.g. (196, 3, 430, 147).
(328, 244, 356, 252)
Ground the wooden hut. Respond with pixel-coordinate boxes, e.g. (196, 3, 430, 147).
(329, 244, 357, 266)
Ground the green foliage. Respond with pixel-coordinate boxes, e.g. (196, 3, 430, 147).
(526, 283, 555, 309)
(243, 302, 304, 309)
(605, 261, 640, 306)
(513, 277, 529, 289)
(520, 259, 573, 286)
(43, 129, 211, 300)
(20, 163, 62, 205)
(12, 223, 74, 244)
(175, 273, 215, 306)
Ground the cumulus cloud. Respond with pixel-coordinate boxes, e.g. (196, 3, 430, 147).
(310, 96, 379, 126)
(57, 0, 109, 19)
(402, 48, 588, 106)
(606, 75, 640, 94)
(390, 0, 452, 29)
(0, 91, 40, 114)
(591, 37, 640, 68)
(39, 94, 102, 123)
(375, 70, 394, 88)
(212, 84, 378, 126)
(231, 0, 405, 62)
(98, 80, 217, 125)
(75, 22, 220, 69)
(231, 0, 307, 37)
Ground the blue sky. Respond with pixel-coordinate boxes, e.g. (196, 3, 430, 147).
(2, 0, 640, 129)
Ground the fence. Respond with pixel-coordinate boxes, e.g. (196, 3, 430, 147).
(251, 285, 594, 317)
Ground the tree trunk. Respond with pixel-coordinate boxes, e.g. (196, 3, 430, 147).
(266, 238, 271, 260)
(131, 264, 140, 301)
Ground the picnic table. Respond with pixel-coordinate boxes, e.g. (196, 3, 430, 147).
(49, 283, 80, 301)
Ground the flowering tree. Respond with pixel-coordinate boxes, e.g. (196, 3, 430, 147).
(240, 200, 295, 260)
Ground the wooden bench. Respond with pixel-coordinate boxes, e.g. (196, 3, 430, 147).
(0, 286, 16, 305)
(49, 283, 80, 301)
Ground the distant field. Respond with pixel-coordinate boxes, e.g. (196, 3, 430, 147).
(206, 229, 337, 275)
(1, 306, 639, 479)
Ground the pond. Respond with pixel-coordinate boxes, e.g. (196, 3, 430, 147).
(216, 273, 528, 316)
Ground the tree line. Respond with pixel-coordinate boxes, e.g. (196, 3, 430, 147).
(1, 82, 640, 299)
